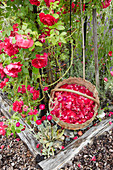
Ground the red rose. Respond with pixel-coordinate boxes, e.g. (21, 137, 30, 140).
(101, 0, 111, 8)
(32, 53, 48, 68)
(0, 41, 5, 54)
(18, 85, 26, 94)
(0, 63, 6, 78)
(32, 90, 40, 100)
(0, 81, 6, 89)
(39, 13, 57, 26)
(29, 0, 40, 6)
(4, 62, 23, 78)
(4, 37, 19, 57)
(15, 34, 34, 49)
(13, 100, 24, 113)
(44, 0, 60, 7)
(39, 33, 46, 43)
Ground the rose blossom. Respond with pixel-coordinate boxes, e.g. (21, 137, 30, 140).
(15, 33, 34, 49)
(39, 34, 46, 43)
(39, 13, 57, 26)
(4, 37, 19, 57)
(0, 41, 5, 54)
(44, 0, 60, 7)
(32, 53, 48, 69)
(18, 85, 26, 94)
(4, 62, 23, 78)
(29, 0, 40, 6)
(0, 63, 6, 78)
(0, 81, 6, 89)
(32, 90, 40, 100)
(13, 100, 24, 113)
(101, 0, 111, 9)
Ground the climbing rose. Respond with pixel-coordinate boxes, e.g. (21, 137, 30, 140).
(4, 62, 23, 78)
(18, 85, 26, 94)
(44, 0, 60, 7)
(0, 41, 4, 54)
(4, 37, 19, 57)
(15, 34, 34, 49)
(101, 0, 111, 8)
(12, 100, 24, 113)
(32, 53, 48, 68)
(0, 81, 6, 89)
(39, 34, 46, 43)
(32, 89, 40, 100)
(29, 0, 40, 6)
(39, 13, 57, 26)
(0, 63, 6, 78)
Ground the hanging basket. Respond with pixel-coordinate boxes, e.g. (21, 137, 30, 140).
(49, 77, 100, 130)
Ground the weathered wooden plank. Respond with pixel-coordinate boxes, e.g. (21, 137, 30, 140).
(0, 92, 40, 157)
(39, 118, 113, 170)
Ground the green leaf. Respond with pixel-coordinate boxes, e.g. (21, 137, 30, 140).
(22, 67, 29, 74)
(35, 41, 42, 47)
(16, 129, 21, 133)
(22, 24, 28, 30)
(52, 14, 59, 19)
(25, 29, 32, 35)
(60, 32, 67, 36)
(11, 125, 15, 134)
(12, 37, 16, 44)
(60, 36, 66, 43)
(6, 130, 11, 137)
(33, 67, 39, 74)
(33, 115, 37, 122)
(56, 25, 65, 30)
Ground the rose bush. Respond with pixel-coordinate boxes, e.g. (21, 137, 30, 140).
(0, 0, 112, 158)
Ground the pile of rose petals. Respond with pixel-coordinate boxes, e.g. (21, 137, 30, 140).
(50, 84, 96, 124)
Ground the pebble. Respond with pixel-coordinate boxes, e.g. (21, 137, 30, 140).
(0, 154, 2, 159)
(11, 162, 15, 166)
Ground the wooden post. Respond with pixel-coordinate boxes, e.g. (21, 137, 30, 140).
(93, 8, 99, 89)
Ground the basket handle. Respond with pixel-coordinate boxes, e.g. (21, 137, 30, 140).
(51, 88, 99, 105)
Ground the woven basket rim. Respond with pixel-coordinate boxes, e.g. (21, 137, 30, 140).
(49, 77, 100, 130)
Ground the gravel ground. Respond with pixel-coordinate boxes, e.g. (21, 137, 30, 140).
(0, 112, 113, 170)
(62, 129, 113, 170)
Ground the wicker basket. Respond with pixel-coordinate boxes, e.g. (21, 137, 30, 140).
(49, 77, 100, 130)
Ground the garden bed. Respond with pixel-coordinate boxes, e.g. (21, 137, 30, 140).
(0, 91, 113, 169)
